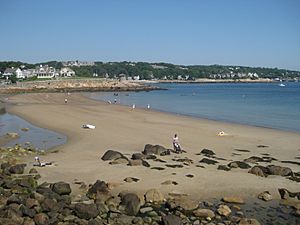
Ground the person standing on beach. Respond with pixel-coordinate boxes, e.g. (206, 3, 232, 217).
(173, 134, 181, 153)
(64, 98, 68, 104)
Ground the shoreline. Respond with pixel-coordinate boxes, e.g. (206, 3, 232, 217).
(3, 92, 300, 201)
(86, 93, 300, 135)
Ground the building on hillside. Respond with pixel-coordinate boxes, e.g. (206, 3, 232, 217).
(35, 65, 56, 79)
(118, 73, 127, 81)
(60, 67, 75, 77)
(22, 69, 35, 78)
(62, 61, 95, 67)
(3, 67, 24, 79)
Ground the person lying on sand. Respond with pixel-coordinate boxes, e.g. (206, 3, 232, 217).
(34, 156, 52, 167)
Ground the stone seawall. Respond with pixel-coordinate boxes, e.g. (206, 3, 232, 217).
(0, 79, 163, 94)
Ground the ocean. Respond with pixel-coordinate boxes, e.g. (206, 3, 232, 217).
(87, 82, 300, 133)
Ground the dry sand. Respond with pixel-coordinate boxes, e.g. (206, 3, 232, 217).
(4, 92, 300, 200)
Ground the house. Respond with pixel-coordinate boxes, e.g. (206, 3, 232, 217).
(3, 68, 15, 79)
(60, 67, 75, 77)
(22, 69, 35, 78)
(3, 67, 24, 79)
(35, 65, 56, 79)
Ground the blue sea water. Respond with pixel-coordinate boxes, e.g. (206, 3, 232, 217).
(88, 82, 300, 133)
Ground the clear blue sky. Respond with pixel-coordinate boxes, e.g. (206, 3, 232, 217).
(0, 0, 299, 70)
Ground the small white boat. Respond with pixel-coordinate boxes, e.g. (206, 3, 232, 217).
(278, 83, 285, 87)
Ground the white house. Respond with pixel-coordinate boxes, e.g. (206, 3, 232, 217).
(35, 65, 56, 79)
(3, 67, 25, 79)
(22, 69, 35, 78)
(60, 67, 75, 77)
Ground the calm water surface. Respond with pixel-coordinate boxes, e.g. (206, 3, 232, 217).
(0, 113, 66, 150)
(88, 82, 300, 132)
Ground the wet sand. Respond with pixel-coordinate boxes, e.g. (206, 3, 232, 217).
(4, 92, 300, 200)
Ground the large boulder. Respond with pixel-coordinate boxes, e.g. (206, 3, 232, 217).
(145, 189, 164, 203)
(200, 148, 215, 157)
(101, 150, 126, 161)
(199, 158, 218, 165)
(248, 166, 266, 177)
(120, 193, 141, 216)
(87, 180, 110, 199)
(74, 203, 99, 220)
(50, 181, 71, 195)
(162, 215, 183, 225)
(143, 144, 169, 156)
(9, 164, 26, 174)
(266, 165, 292, 176)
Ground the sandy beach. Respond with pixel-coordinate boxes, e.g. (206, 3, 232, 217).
(4, 92, 300, 200)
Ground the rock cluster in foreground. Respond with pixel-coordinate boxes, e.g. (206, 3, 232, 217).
(1, 161, 300, 225)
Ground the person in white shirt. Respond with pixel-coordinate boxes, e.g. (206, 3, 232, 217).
(173, 133, 181, 153)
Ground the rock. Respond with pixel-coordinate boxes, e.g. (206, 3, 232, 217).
(145, 189, 164, 203)
(6, 132, 19, 138)
(200, 149, 216, 156)
(143, 144, 169, 156)
(161, 180, 178, 185)
(120, 193, 141, 216)
(217, 204, 231, 216)
(142, 160, 150, 167)
(167, 196, 199, 211)
(20, 204, 36, 218)
(87, 180, 110, 199)
(258, 191, 272, 201)
(151, 167, 165, 170)
(109, 158, 129, 165)
(124, 177, 139, 183)
(50, 181, 71, 195)
(193, 208, 215, 218)
(41, 198, 59, 212)
(248, 166, 266, 177)
(26, 198, 39, 208)
(128, 159, 143, 166)
(199, 158, 218, 165)
(132, 153, 145, 160)
(244, 156, 264, 163)
(238, 218, 261, 225)
(162, 215, 183, 225)
(21, 128, 29, 132)
(222, 196, 245, 204)
(266, 165, 292, 176)
(34, 213, 49, 225)
(140, 206, 153, 214)
(9, 164, 26, 174)
(29, 168, 38, 174)
(228, 161, 251, 169)
(217, 165, 231, 171)
(23, 217, 35, 225)
(74, 203, 98, 219)
(278, 188, 300, 200)
(101, 150, 126, 161)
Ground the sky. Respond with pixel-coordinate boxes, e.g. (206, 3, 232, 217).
(0, 0, 299, 70)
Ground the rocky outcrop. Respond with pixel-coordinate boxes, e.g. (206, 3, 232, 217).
(142, 144, 170, 156)
(101, 150, 127, 161)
